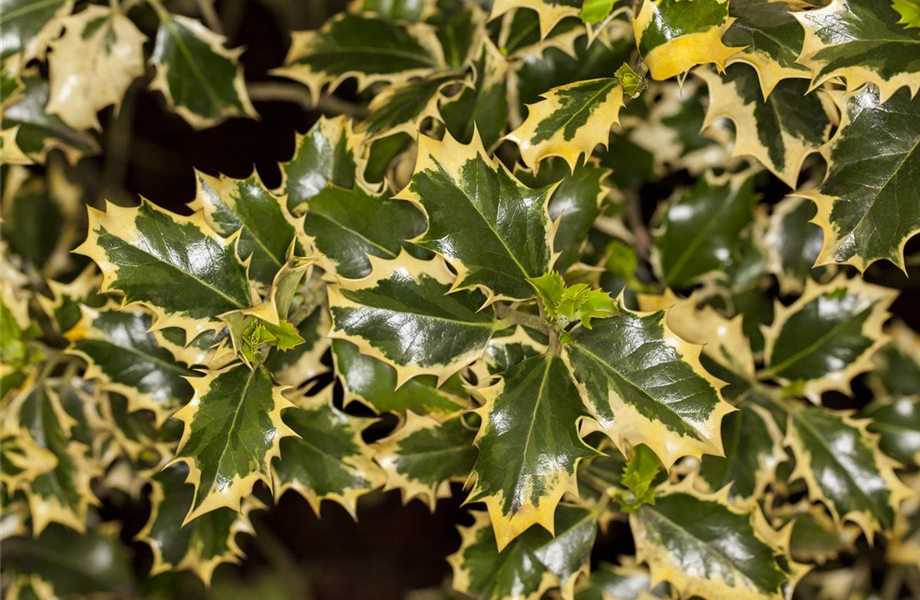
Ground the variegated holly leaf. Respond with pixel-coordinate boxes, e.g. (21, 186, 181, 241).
(794, 0, 920, 102)
(470, 326, 547, 382)
(75, 200, 254, 338)
(871, 321, 920, 397)
(328, 253, 498, 385)
(765, 195, 829, 296)
(490, 0, 583, 39)
(45, 5, 145, 131)
(655, 170, 758, 289)
(800, 85, 920, 272)
(65, 304, 200, 422)
(333, 340, 469, 417)
(265, 304, 330, 387)
(634, 0, 741, 81)
(862, 397, 920, 467)
(697, 64, 835, 187)
(435, 2, 486, 69)
(780, 502, 860, 565)
(441, 39, 509, 151)
(352, 0, 435, 21)
(38, 265, 105, 336)
(190, 170, 301, 285)
(1, 73, 99, 163)
(0, 0, 72, 61)
(698, 395, 787, 507)
(507, 77, 625, 169)
(722, 0, 810, 97)
(373, 412, 477, 508)
(155, 326, 232, 370)
(7, 383, 96, 535)
(360, 73, 458, 141)
(515, 159, 609, 272)
(0, 429, 57, 490)
(276, 14, 445, 99)
(786, 405, 913, 537)
(280, 116, 368, 215)
(761, 276, 895, 401)
(449, 506, 597, 600)
(889, 479, 920, 568)
(631, 486, 804, 600)
(398, 131, 553, 301)
(564, 305, 735, 469)
(171, 363, 295, 522)
(574, 562, 667, 600)
(274, 387, 385, 516)
(138, 462, 262, 584)
(303, 182, 424, 279)
(467, 354, 595, 550)
(150, 11, 257, 128)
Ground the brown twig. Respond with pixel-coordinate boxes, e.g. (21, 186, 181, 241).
(624, 192, 652, 260)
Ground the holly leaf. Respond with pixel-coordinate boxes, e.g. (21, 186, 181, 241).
(280, 116, 368, 215)
(631, 486, 805, 600)
(351, 0, 435, 21)
(574, 562, 666, 600)
(697, 64, 835, 187)
(800, 85, 920, 272)
(871, 321, 920, 397)
(530, 273, 617, 331)
(761, 276, 895, 401)
(794, 0, 920, 102)
(303, 182, 425, 279)
(722, 0, 811, 97)
(150, 11, 257, 128)
(0, 0, 73, 61)
(45, 5, 145, 131)
(37, 265, 105, 336)
(506, 77, 625, 169)
(786, 405, 912, 537)
(490, 0, 584, 39)
(75, 200, 253, 339)
(276, 14, 444, 100)
(333, 339, 470, 417)
(65, 304, 200, 423)
(564, 305, 735, 469)
(360, 73, 458, 141)
(328, 252, 498, 385)
(655, 170, 758, 289)
(467, 354, 596, 550)
(612, 444, 661, 512)
(137, 462, 262, 585)
(265, 304, 331, 387)
(893, 0, 920, 29)
(449, 506, 597, 600)
(435, 2, 487, 69)
(190, 170, 301, 286)
(469, 326, 548, 382)
(765, 195, 830, 296)
(274, 387, 385, 516)
(398, 130, 553, 301)
(862, 397, 920, 468)
(441, 38, 509, 151)
(634, 0, 741, 81)
(171, 363, 295, 522)
(373, 412, 478, 508)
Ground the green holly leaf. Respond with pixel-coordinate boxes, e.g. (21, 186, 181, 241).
(787, 405, 912, 537)
(862, 397, 920, 468)
(631, 487, 803, 600)
(328, 253, 498, 384)
(697, 64, 835, 187)
(276, 14, 445, 99)
(0, 0, 72, 61)
(515, 159, 609, 273)
(435, 2, 487, 69)
(564, 305, 735, 469)
(374, 412, 478, 508)
(655, 170, 758, 288)
(634, 0, 740, 81)
(65, 304, 200, 422)
(580, 0, 615, 25)
(303, 182, 425, 279)
(765, 195, 829, 296)
(611, 444, 661, 513)
(802, 85, 920, 272)
(137, 462, 262, 585)
(893, 0, 920, 29)
(794, 0, 920, 102)
(274, 388, 386, 516)
(333, 339, 469, 417)
(0, 429, 57, 491)
(761, 276, 895, 401)
(150, 11, 257, 128)
(722, 0, 810, 97)
(530, 273, 617, 331)
(171, 363, 295, 522)
(449, 505, 597, 600)
(698, 395, 788, 507)
(467, 354, 596, 550)
(1, 73, 99, 164)
(398, 131, 553, 301)
(507, 78, 625, 169)
(441, 38, 509, 150)
(190, 171, 301, 285)
(265, 304, 331, 387)
(615, 63, 646, 98)
(75, 200, 253, 339)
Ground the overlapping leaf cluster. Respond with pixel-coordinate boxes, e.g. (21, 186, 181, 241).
(2, 0, 920, 598)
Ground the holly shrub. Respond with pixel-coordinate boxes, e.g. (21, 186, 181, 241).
(2, 0, 920, 598)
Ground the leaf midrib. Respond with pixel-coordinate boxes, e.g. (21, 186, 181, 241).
(206, 368, 259, 499)
(84, 333, 198, 378)
(505, 356, 553, 511)
(2, 0, 64, 22)
(767, 304, 870, 377)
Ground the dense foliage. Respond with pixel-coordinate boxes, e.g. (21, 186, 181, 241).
(2, 0, 920, 598)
